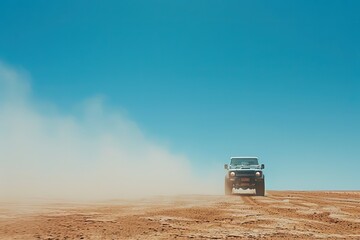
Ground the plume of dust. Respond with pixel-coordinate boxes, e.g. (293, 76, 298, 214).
(0, 62, 222, 201)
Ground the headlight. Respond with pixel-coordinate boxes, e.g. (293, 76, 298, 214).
(230, 172, 235, 177)
(255, 171, 261, 177)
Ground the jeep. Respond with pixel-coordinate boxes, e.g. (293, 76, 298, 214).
(224, 157, 265, 196)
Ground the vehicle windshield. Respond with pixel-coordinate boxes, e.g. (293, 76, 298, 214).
(230, 158, 258, 166)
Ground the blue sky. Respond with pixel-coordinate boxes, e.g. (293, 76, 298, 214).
(0, 1, 359, 190)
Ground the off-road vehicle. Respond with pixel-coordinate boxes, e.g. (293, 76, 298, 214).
(224, 157, 265, 196)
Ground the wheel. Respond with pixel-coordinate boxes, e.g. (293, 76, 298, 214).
(255, 178, 265, 196)
(225, 179, 232, 195)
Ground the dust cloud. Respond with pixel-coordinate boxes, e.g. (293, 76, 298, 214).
(0, 62, 221, 201)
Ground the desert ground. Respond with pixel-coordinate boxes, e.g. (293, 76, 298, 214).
(0, 191, 359, 239)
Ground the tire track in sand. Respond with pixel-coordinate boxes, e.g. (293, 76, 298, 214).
(242, 194, 360, 238)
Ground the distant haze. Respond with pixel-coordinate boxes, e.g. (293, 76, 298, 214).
(0, 62, 221, 200)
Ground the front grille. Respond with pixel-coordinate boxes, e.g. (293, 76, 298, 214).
(235, 171, 256, 176)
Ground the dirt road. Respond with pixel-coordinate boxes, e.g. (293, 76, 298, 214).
(0, 191, 359, 239)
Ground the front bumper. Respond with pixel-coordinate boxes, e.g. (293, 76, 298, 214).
(229, 176, 263, 188)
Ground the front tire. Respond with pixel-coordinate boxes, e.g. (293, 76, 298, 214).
(256, 178, 265, 196)
(225, 179, 232, 195)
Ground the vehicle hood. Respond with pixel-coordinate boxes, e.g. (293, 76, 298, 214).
(229, 165, 261, 170)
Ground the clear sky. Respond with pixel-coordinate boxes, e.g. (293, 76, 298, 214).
(0, 1, 359, 190)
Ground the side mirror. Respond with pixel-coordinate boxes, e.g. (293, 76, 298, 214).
(261, 164, 265, 169)
(224, 164, 228, 170)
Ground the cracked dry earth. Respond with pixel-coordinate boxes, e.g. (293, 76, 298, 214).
(0, 191, 359, 239)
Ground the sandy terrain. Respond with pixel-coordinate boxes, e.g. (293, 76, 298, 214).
(0, 191, 359, 239)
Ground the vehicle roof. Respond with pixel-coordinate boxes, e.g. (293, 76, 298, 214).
(230, 156, 258, 159)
